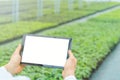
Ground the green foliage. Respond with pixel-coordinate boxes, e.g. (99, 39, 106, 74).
(0, 22, 54, 42)
(0, 8, 120, 80)
(0, 1, 119, 42)
(89, 9, 120, 23)
(41, 20, 120, 79)
(37, 2, 120, 23)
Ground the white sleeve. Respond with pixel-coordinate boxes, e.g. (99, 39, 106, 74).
(0, 67, 13, 80)
(0, 67, 30, 80)
(13, 76, 30, 80)
(64, 75, 77, 80)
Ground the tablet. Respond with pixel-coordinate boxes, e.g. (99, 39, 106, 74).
(21, 35, 72, 68)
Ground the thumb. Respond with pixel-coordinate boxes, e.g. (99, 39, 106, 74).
(14, 44, 22, 55)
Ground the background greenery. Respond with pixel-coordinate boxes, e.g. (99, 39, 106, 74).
(0, 1, 119, 43)
(0, 7, 120, 80)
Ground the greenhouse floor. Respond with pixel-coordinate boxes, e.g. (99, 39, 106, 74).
(90, 42, 120, 80)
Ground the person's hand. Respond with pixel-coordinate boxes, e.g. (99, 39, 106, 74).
(4, 44, 25, 75)
(62, 50, 77, 79)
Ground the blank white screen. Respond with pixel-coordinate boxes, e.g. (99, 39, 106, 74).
(21, 35, 70, 67)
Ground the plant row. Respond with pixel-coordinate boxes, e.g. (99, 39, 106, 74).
(0, 1, 119, 43)
(0, 8, 120, 80)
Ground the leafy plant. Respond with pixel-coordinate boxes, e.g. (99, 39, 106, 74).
(0, 4, 120, 80)
(0, 1, 119, 43)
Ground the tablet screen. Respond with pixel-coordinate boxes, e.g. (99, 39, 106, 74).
(21, 35, 72, 68)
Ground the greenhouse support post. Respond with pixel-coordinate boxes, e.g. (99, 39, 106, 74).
(68, 0, 74, 11)
(86, 0, 90, 6)
(79, 0, 83, 9)
(37, 0, 43, 18)
(12, 0, 19, 22)
(54, 0, 61, 14)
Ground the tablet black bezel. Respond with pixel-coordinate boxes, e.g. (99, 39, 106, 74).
(20, 34, 72, 68)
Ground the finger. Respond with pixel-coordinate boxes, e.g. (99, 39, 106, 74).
(68, 50, 74, 57)
(14, 44, 22, 55)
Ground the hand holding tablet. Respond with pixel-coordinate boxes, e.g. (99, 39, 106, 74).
(20, 35, 72, 68)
